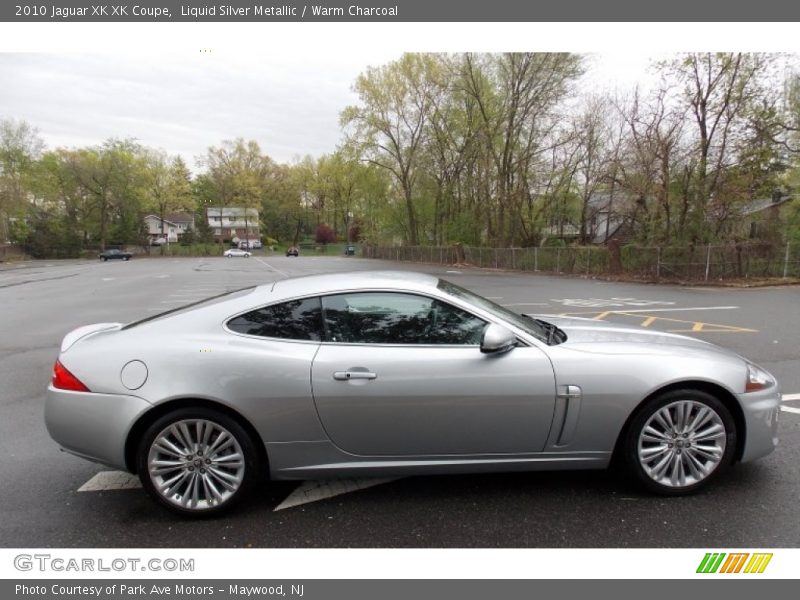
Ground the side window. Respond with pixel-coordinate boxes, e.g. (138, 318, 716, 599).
(321, 293, 486, 345)
(227, 297, 323, 341)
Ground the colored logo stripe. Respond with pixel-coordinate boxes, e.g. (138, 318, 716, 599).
(744, 553, 773, 573)
(697, 553, 725, 573)
(697, 552, 772, 574)
(720, 553, 749, 573)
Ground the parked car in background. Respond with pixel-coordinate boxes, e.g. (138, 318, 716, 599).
(286, 246, 300, 257)
(224, 248, 251, 258)
(150, 237, 167, 246)
(99, 249, 132, 261)
(238, 240, 262, 250)
(44, 271, 780, 516)
(344, 244, 356, 256)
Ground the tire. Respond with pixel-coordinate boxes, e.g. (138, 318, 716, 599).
(102, 257, 107, 261)
(123, 257, 130, 261)
(136, 407, 260, 516)
(622, 389, 736, 495)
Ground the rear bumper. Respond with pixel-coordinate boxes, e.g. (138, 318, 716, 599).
(737, 385, 781, 463)
(45, 386, 152, 471)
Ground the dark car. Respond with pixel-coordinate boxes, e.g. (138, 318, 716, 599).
(286, 246, 300, 257)
(344, 244, 356, 256)
(99, 249, 132, 261)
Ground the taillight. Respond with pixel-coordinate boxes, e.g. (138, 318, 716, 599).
(52, 360, 90, 392)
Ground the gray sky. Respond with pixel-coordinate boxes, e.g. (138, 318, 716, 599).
(1, 51, 654, 170)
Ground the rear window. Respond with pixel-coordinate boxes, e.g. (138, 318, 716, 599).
(227, 297, 323, 341)
(122, 287, 256, 330)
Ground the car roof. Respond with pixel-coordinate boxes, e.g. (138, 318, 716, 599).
(267, 270, 440, 298)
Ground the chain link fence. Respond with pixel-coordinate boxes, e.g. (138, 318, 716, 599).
(362, 242, 800, 282)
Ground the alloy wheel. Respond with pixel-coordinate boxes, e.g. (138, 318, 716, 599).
(146, 418, 246, 511)
(637, 400, 727, 488)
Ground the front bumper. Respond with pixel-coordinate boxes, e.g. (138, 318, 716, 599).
(45, 386, 152, 471)
(737, 385, 781, 463)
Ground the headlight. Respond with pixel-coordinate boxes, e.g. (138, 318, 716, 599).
(745, 363, 775, 392)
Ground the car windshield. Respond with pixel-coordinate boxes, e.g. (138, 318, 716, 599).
(437, 279, 560, 344)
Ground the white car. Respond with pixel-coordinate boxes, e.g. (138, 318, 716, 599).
(239, 240, 262, 250)
(224, 248, 251, 258)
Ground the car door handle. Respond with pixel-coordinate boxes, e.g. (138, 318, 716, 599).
(333, 370, 378, 381)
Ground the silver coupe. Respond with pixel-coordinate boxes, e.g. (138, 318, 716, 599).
(45, 271, 780, 515)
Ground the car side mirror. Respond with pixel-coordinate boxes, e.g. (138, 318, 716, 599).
(480, 323, 516, 355)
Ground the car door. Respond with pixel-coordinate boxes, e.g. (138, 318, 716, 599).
(311, 291, 557, 456)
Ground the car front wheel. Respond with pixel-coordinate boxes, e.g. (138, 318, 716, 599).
(136, 408, 260, 516)
(623, 389, 736, 495)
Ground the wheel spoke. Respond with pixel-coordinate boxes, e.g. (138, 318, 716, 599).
(206, 431, 230, 456)
(687, 407, 711, 433)
(152, 438, 184, 459)
(674, 402, 687, 433)
(149, 459, 184, 475)
(179, 423, 196, 454)
(207, 467, 238, 491)
(668, 453, 680, 486)
(693, 423, 725, 442)
(691, 444, 723, 461)
(642, 425, 670, 442)
(653, 410, 673, 432)
(640, 445, 670, 461)
(169, 425, 192, 454)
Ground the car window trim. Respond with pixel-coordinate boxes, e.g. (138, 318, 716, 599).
(223, 288, 534, 348)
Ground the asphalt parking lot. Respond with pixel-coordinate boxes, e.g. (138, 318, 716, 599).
(1, 255, 799, 547)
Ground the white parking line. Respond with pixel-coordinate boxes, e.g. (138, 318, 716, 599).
(78, 471, 141, 492)
(76, 470, 401, 509)
(254, 257, 289, 278)
(782, 393, 800, 401)
(782, 406, 800, 415)
(577, 306, 739, 314)
(502, 302, 550, 307)
(273, 478, 401, 511)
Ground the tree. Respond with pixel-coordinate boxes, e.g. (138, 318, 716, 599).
(145, 151, 194, 253)
(342, 54, 445, 245)
(314, 223, 336, 246)
(0, 118, 44, 242)
(198, 139, 273, 250)
(460, 52, 584, 245)
(669, 53, 775, 241)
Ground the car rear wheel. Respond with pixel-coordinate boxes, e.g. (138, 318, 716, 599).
(623, 389, 736, 495)
(136, 408, 260, 516)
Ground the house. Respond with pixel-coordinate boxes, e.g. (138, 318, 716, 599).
(143, 213, 195, 243)
(739, 194, 794, 239)
(587, 191, 632, 244)
(205, 207, 260, 243)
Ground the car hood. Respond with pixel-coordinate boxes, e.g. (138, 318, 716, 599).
(528, 314, 735, 354)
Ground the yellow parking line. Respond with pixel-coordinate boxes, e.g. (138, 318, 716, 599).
(613, 312, 757, 333)
(592, 311, 611, 320)
(641, 316, 656, 327)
